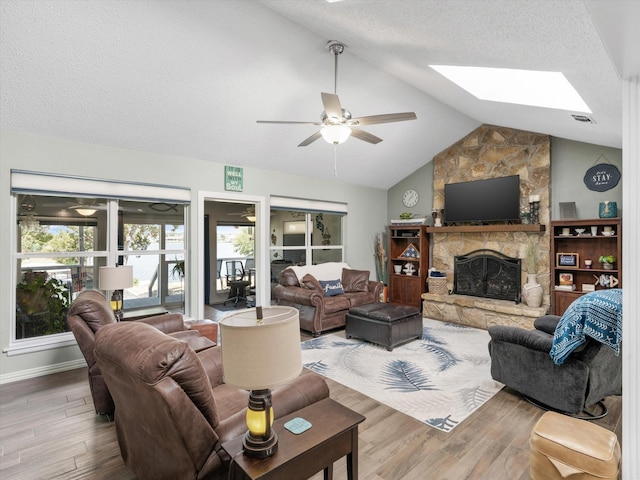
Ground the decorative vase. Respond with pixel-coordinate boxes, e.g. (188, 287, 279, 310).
(599, 201, 618, 218)
(523, 274, 543, 308)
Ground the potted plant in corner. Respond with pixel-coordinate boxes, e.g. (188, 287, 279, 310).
(522, 238, 543, 308)
(599, 255, 616, 270)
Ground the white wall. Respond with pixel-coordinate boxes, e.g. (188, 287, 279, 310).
(0, 130, 388, 380)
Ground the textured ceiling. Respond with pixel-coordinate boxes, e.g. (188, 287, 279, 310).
(1, 0, 638, 189)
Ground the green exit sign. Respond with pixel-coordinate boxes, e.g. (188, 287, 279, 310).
(224, 166, 243, 192)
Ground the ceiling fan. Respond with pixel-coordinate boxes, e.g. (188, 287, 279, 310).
(257, 41, 417, 147)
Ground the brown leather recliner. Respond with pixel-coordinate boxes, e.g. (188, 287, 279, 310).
(67, 290, 200, 415)
(94, 321, 330, 480)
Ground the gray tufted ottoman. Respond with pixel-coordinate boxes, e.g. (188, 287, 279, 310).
(346, 303, 422, 351)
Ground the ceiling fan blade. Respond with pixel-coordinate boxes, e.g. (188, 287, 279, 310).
(257, 120, 322, 125)
(321, 92, 343, 119)
(298, 131, 323, 147)
(351, 112, 417, 126)
(351, 128, 383, 144)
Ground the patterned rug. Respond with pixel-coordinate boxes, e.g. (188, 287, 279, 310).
(301, 318, 504, 433)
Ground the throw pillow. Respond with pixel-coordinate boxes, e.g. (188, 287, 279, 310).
(319, 279, 345, 297)
(301, 274, 323, 293)
(341, 268, 369, 293)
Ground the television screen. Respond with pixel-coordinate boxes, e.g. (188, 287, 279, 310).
(444, 175, 520, 224)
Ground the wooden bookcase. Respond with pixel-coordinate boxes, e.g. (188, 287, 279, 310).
(551, 218, 622, 315)
(388, 225, 429, 307)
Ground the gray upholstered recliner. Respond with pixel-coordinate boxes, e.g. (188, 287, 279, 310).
(488, 314, 622, 415)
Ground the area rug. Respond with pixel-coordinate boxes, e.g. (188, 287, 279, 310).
(210, 300, 248, 311)
(301, 318, 504, 433)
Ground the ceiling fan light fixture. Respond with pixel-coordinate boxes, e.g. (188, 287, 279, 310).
(75, 207, 97, 216)
(321, 124, 351, 145)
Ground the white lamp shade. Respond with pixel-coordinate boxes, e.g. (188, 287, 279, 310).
(321, 124, 351, 145)
(99, 265, 134, 290)
(220, 306, 302, 390)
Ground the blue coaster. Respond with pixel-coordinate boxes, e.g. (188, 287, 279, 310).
(284, 417, 312, 434)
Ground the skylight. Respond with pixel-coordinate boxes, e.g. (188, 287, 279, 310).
(430, 65, 591, 113)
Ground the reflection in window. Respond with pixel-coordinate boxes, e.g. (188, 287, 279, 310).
(119, 201, 186, 311)
(269, 209, 344, 281)
(14, 194, 188, 341)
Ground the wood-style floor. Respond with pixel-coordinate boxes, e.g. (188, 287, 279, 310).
(0, 305, 622, 480)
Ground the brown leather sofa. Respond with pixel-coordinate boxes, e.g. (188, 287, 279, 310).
(94, 321, 330, 480)
(67, 290, 201, 415)
(273, 264, 383, 336)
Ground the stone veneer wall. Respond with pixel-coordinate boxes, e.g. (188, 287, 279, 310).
(423, 124, 551, 329)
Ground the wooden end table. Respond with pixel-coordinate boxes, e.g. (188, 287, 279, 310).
(222, 397, 365, 480)
(184, 319, 218, 342)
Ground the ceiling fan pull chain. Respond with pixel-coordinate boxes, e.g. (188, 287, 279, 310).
(334, 145, 338, 176)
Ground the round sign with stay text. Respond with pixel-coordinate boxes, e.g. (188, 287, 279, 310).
(583, 164, 621, 192)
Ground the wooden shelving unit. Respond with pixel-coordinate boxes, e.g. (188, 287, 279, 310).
(388, 225, 429, 307)
(551, 218, 622, 315)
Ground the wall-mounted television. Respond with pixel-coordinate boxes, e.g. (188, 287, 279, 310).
(444, 175, 521, 224)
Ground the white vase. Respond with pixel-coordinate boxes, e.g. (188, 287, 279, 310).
(523, 274, 543, 308)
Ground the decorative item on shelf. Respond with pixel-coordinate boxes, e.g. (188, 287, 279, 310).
(99, 265, 134, 321)
(403, 263, 416, 275)
(591, 225, 599, 235)
(390, 213, 427, 225)
(599, 255, 616, 270)
(393, 264, 403, 274)
(601, 225, 615, 236)
(431, 208, 444, 227)
(399, 243, 420, 258)
(575, 228, 586, 236)
(520, 210, 530, 224)
(559, 201, 577, 220)
(594, 274, 619, 288)
(598, 201, 618, 218)
(528, 195, 540, 224)
(556, 253, 579, 268)
(584, 259, 593, 269)
(220, 306, 302, 459)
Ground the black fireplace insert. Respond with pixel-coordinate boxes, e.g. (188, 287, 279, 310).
(453, 249, 521, 303)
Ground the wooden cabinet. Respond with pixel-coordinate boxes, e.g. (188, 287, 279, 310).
(551, 218, 622, 315)
(388, 225, 429, 307)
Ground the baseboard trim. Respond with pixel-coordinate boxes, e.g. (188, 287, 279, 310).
(0, 359, 86, 385)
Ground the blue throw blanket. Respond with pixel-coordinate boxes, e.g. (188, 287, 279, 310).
(550, 289, 622, 365)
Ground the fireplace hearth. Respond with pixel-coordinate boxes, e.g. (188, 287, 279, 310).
(454, 249, 521, 303)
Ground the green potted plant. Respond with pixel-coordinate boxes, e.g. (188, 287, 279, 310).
(16, 271, 69, 337)
(599, 255, 616, 270)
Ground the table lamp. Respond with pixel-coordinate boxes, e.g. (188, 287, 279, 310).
(220, 306, 302, 458)
(99, 265, 133, 321)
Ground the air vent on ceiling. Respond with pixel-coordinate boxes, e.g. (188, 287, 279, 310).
(571, 114, 595, 124)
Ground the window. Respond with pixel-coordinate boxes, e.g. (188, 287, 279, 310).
(269, 206, 345, 281)
(11, 171, 189, 350)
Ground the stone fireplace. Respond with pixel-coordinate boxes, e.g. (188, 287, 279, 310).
(453, 249, 521, 302)
(422, 124, 551, 330)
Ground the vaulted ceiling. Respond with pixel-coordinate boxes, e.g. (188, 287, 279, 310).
(1, 1, 638, 189)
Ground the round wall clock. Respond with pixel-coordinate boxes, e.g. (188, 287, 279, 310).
(402, 189, 419, 208)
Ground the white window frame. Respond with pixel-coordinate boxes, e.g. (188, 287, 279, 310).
(6, 171, 189, 356)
